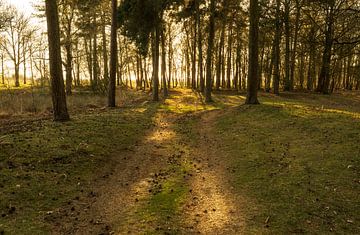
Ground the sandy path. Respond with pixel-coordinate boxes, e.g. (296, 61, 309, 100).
(57, 90, 246, 234)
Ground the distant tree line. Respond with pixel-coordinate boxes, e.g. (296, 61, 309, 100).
(0, 0, 359, 120)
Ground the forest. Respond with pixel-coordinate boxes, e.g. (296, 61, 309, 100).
(0, 0, 359, 234)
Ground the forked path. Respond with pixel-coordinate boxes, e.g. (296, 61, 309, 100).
(64, 90, 245, 234)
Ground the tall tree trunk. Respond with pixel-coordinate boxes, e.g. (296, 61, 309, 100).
(85, 37, 93, 84)
(45, 0, 70, 121)
(23, 39, 27, 85)
(108, 0, 117, 107)
(102, 13, 109, 84)
(152, 26, 160, 101)
(216, 26, 225, 90)
(192, 15, 197, 89)
(161, 24, 168, 97)
(168, 24, 172, 90)
(317, 6, 334, 94)
(93, 17, 99, 90)
(197, 1, 204, 92)
(65, 42, 72, 95)
(226, 23, 233, 90)
(245, 0, 260, 104)
(283, 0, 291, 91)
(14, 63, 20, 87)
(307, 26, 316, 90)
(234, 41, 241, 90)
(1, 54, 4, 84)
(29, 47, 34, 85)
(205, 0, 215, 102)
(290, 0, 301, 90)
(273, 0, 281, 95)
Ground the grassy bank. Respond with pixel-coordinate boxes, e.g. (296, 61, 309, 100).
(215, 92, 360, 233)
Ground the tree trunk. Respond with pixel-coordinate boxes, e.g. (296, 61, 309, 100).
(93, 17, 99, 90)
(283, 0, 291, 91)
(272, 0, 281, 95)
(108, 0, 117, 107)
(317, 6, 334, 94)
(1, 54, 4, 84)
(290, 0, 301, 90)
(45, 0, 70, 121)
(102, 13, 109, 84)
(152, 26, 160, 101)
(192, 15, 197, 89)
(65, 42, 73, 95)
(205, 0, 215, 102)
(197, 1, 204, 92)
(161, 24, 168, 97)
(245, 0, 260, 104)
(226, 23, 233, 90)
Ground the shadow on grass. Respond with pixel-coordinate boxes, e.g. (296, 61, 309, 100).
(215, 100, 360, 234)
(0, 101, 160, 234)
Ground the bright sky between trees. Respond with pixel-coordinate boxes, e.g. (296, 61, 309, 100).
(7, 0, 36, 14)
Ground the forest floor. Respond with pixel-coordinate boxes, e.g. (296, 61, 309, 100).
(0, 88, 359, 234)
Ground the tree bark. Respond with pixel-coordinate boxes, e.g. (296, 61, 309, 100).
(108, 0, 117, 107)
(161, 24, 168, 97)
(317, 5, 334, 94)
(152, 26, 160, 101)
(245, 0, 260, 104)
(205, 0, 215, 102)
(273, 0, 281, 95)
(45, 0, 70, 121)
(283, 0, 291, 91)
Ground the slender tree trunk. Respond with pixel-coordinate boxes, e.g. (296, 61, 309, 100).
(245, 0, 260, 104)
(197, 1, 204, 92)
(23, 39, 27, 85)
(283, 0, 291, 91)
(152, 26, 160, 101)
(45, 0, 70, 121)
(102, 13, 109, 84)
(168, 24, 172, 90)
(307, 26, 316, 90)
(317, 6, 334, 94)
(14, 63, 20, 87)
(273, 0, 281, 95)
(290, 0, 301, 90)
(65, 42, 72, 95)
(1, 54, 4, 84)
(205, 0, 215, 102)
(226, 23, 233, 90)
(161, 24, 168, 97)
(192, 15, 197, 89)
(93, 17, 99, 90)
(216, 26, 225, 90)
(108, 0, 117, 107)
(85, 37, 93, 84)
(30, 47, 34, 85)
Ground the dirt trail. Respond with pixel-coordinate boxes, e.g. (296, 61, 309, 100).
(58, 90, 245, 234)
(181, 110, 246, 234)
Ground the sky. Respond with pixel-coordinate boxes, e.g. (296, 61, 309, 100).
(6, 0, 46, 29)
(7, 0, 36, 15)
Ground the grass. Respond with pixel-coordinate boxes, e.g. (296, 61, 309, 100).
(0, 86, 148, 118)
(1, 87, 359, 234)
(214, 93, 360, 234)
(140, 168, 188, 235)
(0, 96, 158, 234)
